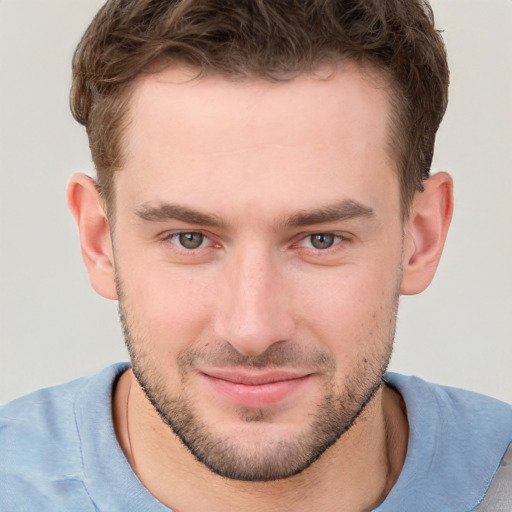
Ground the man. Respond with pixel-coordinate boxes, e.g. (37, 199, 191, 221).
(1, 0, 510, 510)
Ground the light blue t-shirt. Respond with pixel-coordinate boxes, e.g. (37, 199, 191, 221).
(1, 363, 511, 511)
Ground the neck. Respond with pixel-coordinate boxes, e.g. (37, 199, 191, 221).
(113, 369, 408, 512)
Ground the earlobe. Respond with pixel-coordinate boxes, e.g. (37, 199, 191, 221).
(400, 172, 453, 295)
(67, 173, 118, 300)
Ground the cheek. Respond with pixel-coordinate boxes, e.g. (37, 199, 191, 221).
(119, 261, 216, 353)
(292, 261, 401, 351)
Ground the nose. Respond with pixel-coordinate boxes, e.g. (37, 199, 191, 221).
(214, 245, 295, 356)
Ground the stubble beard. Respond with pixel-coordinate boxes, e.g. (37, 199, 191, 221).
(117, 282, 398, 482)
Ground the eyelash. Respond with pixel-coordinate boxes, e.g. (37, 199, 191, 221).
(162, 230, 348, 254)
(298, 233, 345, 251)
(164, 231, 214, 250)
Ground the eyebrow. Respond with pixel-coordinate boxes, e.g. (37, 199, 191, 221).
(284, 199, 375, 228)
(135, 203, 226, 228)
(135, 198, 374, 230)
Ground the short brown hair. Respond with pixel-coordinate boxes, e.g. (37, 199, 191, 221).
(70, 0, 449, 216)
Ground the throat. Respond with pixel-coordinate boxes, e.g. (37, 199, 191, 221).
(381, 383, 409, 497)
(113, 372, 408, 512)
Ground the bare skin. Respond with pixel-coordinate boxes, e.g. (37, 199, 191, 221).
(113, 368, 409, 512)
(69, 63, 452, 511)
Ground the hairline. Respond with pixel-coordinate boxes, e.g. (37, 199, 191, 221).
(100, 60, 413, 227)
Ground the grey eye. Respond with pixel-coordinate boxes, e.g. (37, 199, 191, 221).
(178, 232, 204, 249)
(310, 233, 335, 249)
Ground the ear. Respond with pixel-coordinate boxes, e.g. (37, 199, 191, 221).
(400, 172, 453, 295)
(67, 173, 118, 300)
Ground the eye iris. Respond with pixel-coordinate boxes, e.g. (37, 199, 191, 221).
(311, 233, 335, 249)
(179, 232, 204, 249)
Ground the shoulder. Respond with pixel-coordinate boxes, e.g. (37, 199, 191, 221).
(386, 373, 512, 436)
(387, 372, 512, 419)
(0, 374, 89, 474)
(379, 373, 512, 511)
(1, 372, 89, 434)
(0, 363, 128, 511)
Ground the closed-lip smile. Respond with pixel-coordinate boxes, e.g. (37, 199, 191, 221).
(199, 369, 314, 408)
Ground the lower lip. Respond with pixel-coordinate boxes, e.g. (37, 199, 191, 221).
(201, 374, 312, 409)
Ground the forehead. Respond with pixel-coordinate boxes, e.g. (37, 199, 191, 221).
(117, 63, 398, 221)
(127, 63, 391, 150)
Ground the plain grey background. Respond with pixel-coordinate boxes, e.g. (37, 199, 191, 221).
(1, 0, 511, 403)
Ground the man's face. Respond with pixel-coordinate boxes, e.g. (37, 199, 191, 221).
(112, 64, 405, 481)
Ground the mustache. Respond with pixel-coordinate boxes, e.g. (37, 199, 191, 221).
(177, 341, 335, 372)
(118, 296, 335, 374)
